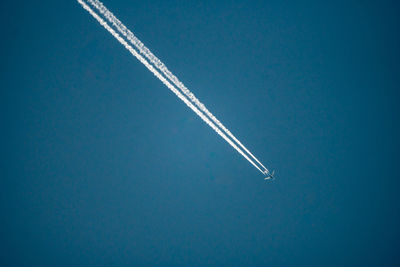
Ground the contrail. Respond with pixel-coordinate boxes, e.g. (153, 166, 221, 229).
(84, 0, 270, 174)
(77, 0, 266, 175)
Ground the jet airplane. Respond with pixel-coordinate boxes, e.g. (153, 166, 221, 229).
(264, 170, 275, 181)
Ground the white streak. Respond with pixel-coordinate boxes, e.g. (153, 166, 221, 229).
(84, 0, 269, 174)
(77, 0, 265, 174)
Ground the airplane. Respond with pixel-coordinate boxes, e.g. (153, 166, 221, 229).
(264, 170, 275, 181)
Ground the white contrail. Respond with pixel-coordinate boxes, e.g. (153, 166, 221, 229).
(77, 0, 265, 175)
(84, 0, 269, 174)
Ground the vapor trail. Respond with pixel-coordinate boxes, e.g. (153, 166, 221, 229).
(84, 0, 269, 174)
(77, 0, 265, 175)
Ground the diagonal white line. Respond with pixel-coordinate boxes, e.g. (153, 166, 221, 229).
(85, 0, 270, 174)
(77, 0, 266, 175)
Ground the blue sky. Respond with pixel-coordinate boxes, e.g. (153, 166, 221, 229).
(1, 0, 400, 265)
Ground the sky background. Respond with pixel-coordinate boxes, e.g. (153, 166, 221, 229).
(1, 0, 400, 266)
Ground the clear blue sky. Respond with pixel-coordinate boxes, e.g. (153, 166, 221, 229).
(1, 0, 400, 265)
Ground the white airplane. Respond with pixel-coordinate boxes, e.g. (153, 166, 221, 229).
(264, 170, 275, 181)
